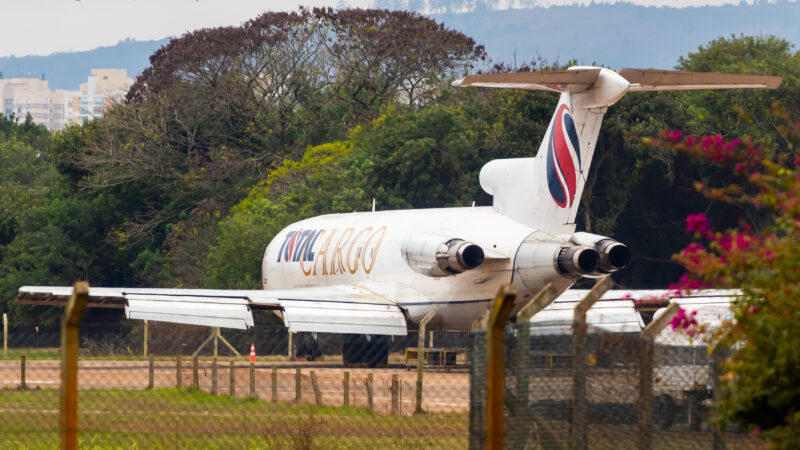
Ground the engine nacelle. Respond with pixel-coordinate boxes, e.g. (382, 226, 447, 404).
(571, 232, 631, 275)
(512, 230, 600, 295)
(401, 233, 485, 277)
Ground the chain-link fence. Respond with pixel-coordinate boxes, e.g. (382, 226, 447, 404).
(1, 321, 473, 448)
(469, 321, 762, 449)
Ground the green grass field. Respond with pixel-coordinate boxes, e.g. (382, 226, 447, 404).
(0, 387, 468, 449)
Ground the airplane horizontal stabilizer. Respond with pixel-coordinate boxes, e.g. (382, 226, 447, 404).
(619, 68, 782, 91)
(452, 69, 601, 93)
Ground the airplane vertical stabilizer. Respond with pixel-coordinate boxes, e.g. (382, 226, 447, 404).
(454, 67, 781, 233)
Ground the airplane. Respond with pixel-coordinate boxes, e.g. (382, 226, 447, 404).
(17, 67, 781, 366)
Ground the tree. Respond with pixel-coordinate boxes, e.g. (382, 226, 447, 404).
(647, 115, 800, 446)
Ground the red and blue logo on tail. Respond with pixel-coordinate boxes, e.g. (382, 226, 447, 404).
(546, 104, 581, 208)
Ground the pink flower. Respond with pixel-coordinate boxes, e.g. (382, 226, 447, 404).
(748, 306, 758, 313)
(734, 163, 743, 172)
(736, 234, 749, 249)
(686, 214, 711, 236)
(718, 235, 733, 251)
(665, 130, 683, 142)
(753, 427, 761, 436)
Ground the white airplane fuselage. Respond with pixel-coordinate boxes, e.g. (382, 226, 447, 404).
(262, 207, 576, 328)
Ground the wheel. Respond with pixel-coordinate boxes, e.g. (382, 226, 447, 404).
(343, 334, 365, 366)
(364, 335, 389, 368)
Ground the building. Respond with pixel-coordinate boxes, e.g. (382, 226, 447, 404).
(0, 69, 132, 130)
(0, 74, 68, 130)
(68, 69, 132, 125)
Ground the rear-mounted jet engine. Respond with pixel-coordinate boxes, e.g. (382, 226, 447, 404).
(401, 233, 485, 277)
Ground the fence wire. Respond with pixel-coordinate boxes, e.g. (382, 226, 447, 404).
(1, 322, 472, 448)
(469, 321, 762, 449)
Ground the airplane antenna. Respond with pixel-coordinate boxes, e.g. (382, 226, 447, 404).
(372, 198, 376, 212)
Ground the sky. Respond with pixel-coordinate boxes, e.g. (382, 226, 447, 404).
(0, 0, 769, 57)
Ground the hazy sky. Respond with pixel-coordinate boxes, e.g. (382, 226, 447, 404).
(0, 0, 764, 57)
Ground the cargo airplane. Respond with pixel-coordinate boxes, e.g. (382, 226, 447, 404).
(18, 67, 781, 366)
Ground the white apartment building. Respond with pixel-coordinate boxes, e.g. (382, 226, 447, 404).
(0, 69, 132, 130)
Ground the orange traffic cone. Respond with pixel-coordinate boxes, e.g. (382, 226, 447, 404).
(249, 343, 256, 363)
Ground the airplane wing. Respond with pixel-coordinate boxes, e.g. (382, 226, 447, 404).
(619, 68, 782, 91)
(451, 69, 601, 93)
(16, 283, 411, 336)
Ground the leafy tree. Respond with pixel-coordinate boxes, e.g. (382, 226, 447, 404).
(677, 35, 800, 147)
(647, 116, 800, 446)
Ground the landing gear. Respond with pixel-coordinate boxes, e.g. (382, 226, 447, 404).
(342, 334, 388, 367)
(295, 333, 322, 361)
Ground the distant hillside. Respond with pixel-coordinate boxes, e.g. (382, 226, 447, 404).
(0, 38, 169, 91)
(1, 1, 797, 90)
(432, 1, 800, 69)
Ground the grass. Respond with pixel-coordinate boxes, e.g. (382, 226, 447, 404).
(0, 387, 468, 449)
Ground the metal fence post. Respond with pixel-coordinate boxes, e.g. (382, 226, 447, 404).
(571, 276, 613, 450)
(61, 282, 89, 450)
(510, 283, 557, 447)
(415, 310, 436, 414)
(638, 302, 680, 450)
(486, 284, 516, 450)
(343, 371, 350, 407)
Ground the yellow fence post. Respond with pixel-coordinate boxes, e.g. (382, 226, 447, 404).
(510, 283, 557, 447)
(638, 302, 680, 450)
(571, 276, 613, 450)
(486, 284, 516, 450)
(61, 281, 89, 450)
(143, 320, 148, 358)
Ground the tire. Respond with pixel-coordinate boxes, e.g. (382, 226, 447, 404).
(343, 334, 365, 366)
(364, 335, 389, 368)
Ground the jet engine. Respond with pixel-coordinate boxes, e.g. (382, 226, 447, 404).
(401, 233, 485, 277)
(512, 231, 600, 295)
(570, 232, 631, 275)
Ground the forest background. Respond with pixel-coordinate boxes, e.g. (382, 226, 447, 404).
(0, 8, 797, 327)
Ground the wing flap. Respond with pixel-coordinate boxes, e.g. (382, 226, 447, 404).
(280, 299, 407, 336)
(125, 295, 254, 330)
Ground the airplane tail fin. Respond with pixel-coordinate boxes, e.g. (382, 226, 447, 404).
(454, 68, 781, 233)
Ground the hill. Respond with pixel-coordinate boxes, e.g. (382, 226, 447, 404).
(432, 1, 800, 69)
(0, 38, 169, 90)
(1, 2, 798, 90)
